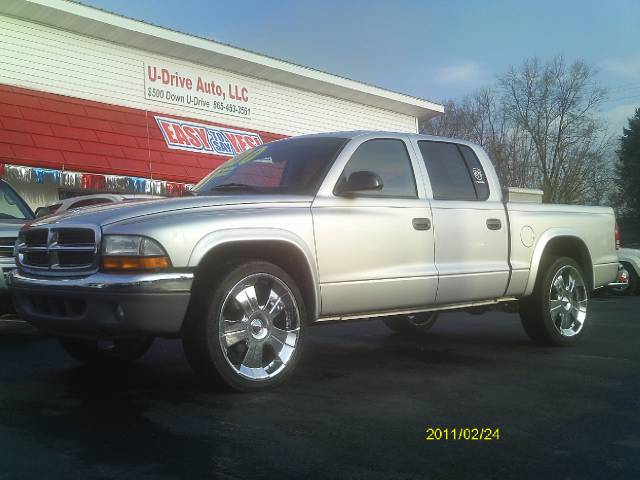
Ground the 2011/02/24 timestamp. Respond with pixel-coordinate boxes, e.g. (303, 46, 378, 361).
(425, 427, 500, 441)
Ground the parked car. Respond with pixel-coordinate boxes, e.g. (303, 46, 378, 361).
(0, 179, 34, 314)
(35, 193, 159, 218)
(608, 248, 640, 295)
(9, 132, 619, 391)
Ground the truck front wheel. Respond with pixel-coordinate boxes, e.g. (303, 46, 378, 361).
(183, 261, 306, 391)
(520, 256, 589, 346)
(59, 336, 154, 365)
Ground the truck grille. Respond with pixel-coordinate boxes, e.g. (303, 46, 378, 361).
(0, 236, 17, 258)
(17, 226, 99, 275)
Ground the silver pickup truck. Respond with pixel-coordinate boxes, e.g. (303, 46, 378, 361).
(10, 131, 618, 391)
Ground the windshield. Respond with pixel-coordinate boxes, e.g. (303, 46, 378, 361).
(0, 181, 34, 220)
(192, 136, 348, 195)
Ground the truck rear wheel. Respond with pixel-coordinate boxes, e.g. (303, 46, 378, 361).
(382, 312, 438, 334)
(520, 256, 589, 346)
(59, 336, 154, 365)
(182, 260, 306, 392)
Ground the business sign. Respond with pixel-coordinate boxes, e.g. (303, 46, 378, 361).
(155, 116, 263, 156)
(144, 60, 253, 119)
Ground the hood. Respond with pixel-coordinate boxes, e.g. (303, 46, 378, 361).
(27, 194, 313, 228)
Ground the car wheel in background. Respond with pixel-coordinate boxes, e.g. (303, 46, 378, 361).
(520, 256, 589, 346)
(381, 312, 438, 334)
(608, 262, 638, 296)
(182, 261, 306, 392)
(59, 336, 154, 365)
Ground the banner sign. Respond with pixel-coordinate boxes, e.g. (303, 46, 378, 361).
(144, 61, 253, 118)
(155, 116, 263, 157)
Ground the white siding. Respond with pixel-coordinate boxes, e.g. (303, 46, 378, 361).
(0, 14, 417, 135)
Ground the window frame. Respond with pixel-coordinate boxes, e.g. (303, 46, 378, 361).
(334, 138, 419, 199)
(417, 140, 490, 202)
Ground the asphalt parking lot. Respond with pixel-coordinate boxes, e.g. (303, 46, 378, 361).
(1, 296, 639, 480)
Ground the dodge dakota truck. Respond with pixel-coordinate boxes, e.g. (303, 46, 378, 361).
(9, 131, 619, 391)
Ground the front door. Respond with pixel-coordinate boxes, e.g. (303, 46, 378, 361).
(312, 136, 438, 317)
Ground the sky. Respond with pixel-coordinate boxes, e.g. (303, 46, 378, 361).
(81, 0, 640, 136)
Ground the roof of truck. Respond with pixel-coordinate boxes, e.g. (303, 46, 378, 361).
(278, 130, 482, 148)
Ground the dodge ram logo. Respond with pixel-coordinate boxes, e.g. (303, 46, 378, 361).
(472, 168, 484, 182)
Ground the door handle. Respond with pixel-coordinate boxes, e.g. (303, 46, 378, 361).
(412, 218, 431, 231)
(486, 218, 502, 230)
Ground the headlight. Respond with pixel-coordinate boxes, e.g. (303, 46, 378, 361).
(101, 235, 171, 271)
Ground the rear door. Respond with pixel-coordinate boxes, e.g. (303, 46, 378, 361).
(411, 140, 509, 304)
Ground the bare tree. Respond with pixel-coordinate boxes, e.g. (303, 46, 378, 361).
(422, 56, 613, 205)
(422, 88, 540, 192)
(419, 99, 475, 139)
(499, 56, 608, 203)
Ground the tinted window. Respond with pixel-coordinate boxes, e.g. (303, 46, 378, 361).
(193, 137, 348, 195)
(458, 145, 489, 200)
(338, 139, 417, 198)
(418, 141, 488, 201)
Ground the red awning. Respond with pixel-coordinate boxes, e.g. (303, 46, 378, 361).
(0, 85, 284, 184)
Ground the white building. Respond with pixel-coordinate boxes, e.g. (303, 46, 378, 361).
(0, 0, 443, 207)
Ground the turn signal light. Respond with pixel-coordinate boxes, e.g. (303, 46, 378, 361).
(102, 256, 171, 271)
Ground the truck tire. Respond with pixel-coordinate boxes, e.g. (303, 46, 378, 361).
(182, 260, 306, 392)
(59, 336, 154, 365)
(382, 312, 438, 334)
(520, 256, 589, 346)
(608, 262, 638, 296)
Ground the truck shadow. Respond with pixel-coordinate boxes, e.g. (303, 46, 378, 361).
(47, 316, 541, 397)
(0, 303, 627, 478)
(0, 315, 594, 478)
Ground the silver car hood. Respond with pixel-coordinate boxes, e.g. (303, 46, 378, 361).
(28, 194, 313, 228)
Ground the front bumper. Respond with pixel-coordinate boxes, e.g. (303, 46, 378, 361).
(9, 270, 194, 337)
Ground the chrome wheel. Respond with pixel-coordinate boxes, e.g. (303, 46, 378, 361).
(549, 265, 588, 337)
(611, 266, 630, 293)
(218, 273, 301, 381)
(608, 265, 632, 295)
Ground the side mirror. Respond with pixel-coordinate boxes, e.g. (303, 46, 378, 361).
(34, 206, 50, 218)
(334, 171, 384, 196)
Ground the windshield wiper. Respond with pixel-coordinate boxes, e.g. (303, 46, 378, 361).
(209, 183, 262, 193)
